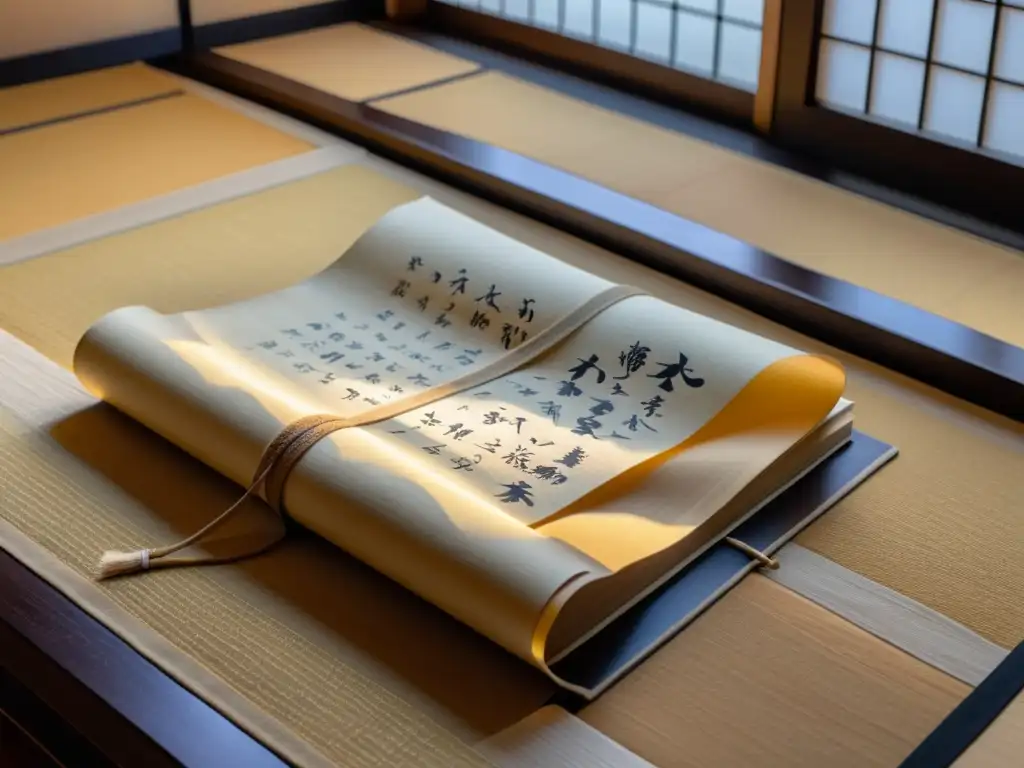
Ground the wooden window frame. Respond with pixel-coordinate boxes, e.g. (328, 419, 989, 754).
(769, 0, 1024, 234)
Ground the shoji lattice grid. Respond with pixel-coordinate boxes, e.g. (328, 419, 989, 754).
(817, 0, 1024, 164)
(440, 0, 765, 91)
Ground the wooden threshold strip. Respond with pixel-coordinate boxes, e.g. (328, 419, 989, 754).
(0, 549, 287, 768)
(161, 51, 1023, 422)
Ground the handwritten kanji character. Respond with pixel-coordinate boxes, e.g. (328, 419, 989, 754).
(375, 332, 388, 343)
(455, 354, 476, 365)
(571, 416, 602, 439)
(407, 373, 430, 386)
(476, 438, 502, 453)
(407, 351, 429, 363)
(475, 284, 502, 312)
(431, 270, 443, 284)
(451, 456, 478, 471)
(363, 396, 381, 405)
(503, 445, 534, 470)
(422, 444, 445, 455)
(518, 298, 536, 323)
(281, 328, 302, 338)
(470, 311, 490, 330)
(483, 411, 508, 425)
(421, 411, 441, 427)
(386, 363, 401, 373)
(377, 310, 394, 322)
(343, 388, 360, 400)
(417, 296, 430, 312)
(393, 321, 406, 331)
(623, 414, 657, 432)
(602, 431, 631, 440)
(590, 398, 615, 416)
(391, 280, 410, 297)
(615, 342, 651, 379)
(329, 332, 346, 342)
(300, 340, 326, 352)
(434, 341, 454, 351)
(257, 341, 278, 350)
(364, 373, 381, 383)
(445, 423, 473, 440)
(610, 383, 628, 396)
(528, 437, 555, 447)
(500, 323, 527, 350)
(334, 312, 347, 321)
(568, 354, 606, 384)
(346, 362, 364, 370)
(307, 322, 329, 331)
(355, 323, 369, 331)
(346, 341, 363, 350)
(430, 363, 446, 372)
(449, 268, 469, 295)
(510, 416, 527, 434)
(276, 350, 295, 358)
(495, 481, 534, 507)
(556, 380, 583, 397)
(416, 330, 431, 341)
(293, 363, 315, 374)
(408, 256, 423, 271)
(539, 400, 562, 424)
(367, 352, 385, 362)
(641, 395, 665, 417)
(320, 372, 339, 385)
(389, 384, 404, 393)
(555, 447, 588, 467)
(320, 351, 345, 364)
(647, 354, 705, 392)
(435, 313, 452, 328)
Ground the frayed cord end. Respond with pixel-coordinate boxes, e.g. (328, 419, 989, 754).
(97, 549, 150, 580)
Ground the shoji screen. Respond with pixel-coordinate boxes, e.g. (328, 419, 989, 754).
(815, 0, 1024, 165)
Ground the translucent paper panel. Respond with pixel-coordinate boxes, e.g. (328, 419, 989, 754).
(723, 0, 764, 25)
(934, 0, 995, 74)
(877, 0, 933, 58)
(679, 0, 717, 13)
(816, 39, 871, 111)
(533, 0, 560, 29)
(598, 0, 633, 51)
(504, 0, 530, 22)
(674, 11, 717, 76)
(984, 83, 1024, 161)
(996, 8, 1024, 84)
(719, 22, 761, 90)
(924, 66, 985, 143)
(563, 0, 596, 38)
(822, 0, 879, 44)
(870, 52, 925, 126)
(478, 0, 502, 15)
(635, 2, 673, 63)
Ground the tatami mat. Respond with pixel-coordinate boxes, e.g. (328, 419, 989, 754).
(0, 90, 313, 240)
(215, 23, 480, 102)
(373, 71, 1024, 347)
(1, 157, 1021, 654)
(0, 62, 180, 133)
(581, 576, 968, 768)
(0, 160, 1016, 766)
